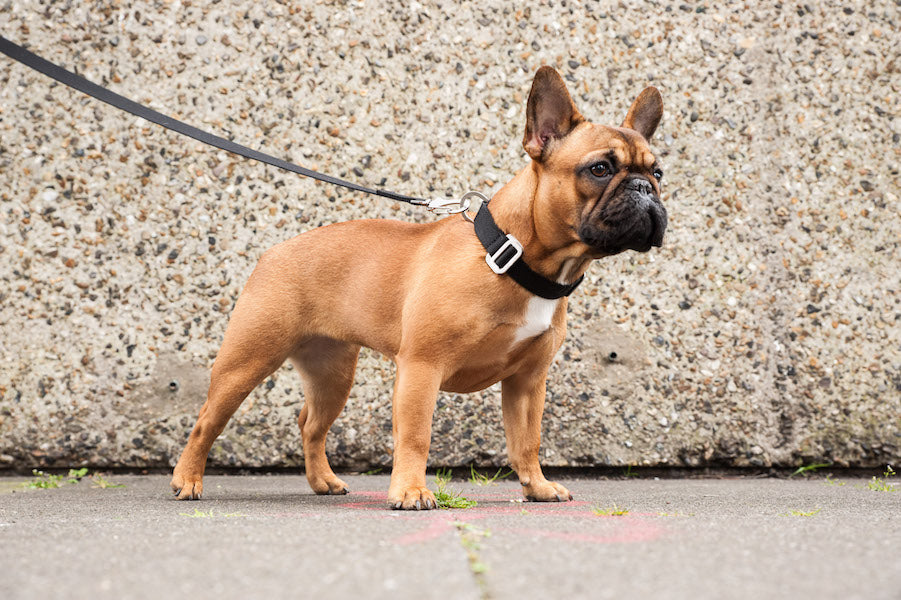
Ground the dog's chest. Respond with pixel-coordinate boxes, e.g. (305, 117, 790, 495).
(513, 296, 560, 344)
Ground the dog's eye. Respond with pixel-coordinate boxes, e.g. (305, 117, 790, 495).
(653, 167, 663, 181)
(589, 162, 611, 178)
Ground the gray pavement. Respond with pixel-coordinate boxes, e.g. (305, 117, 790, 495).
(1, 473, 899, 600)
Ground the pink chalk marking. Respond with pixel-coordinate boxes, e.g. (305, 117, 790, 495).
(334, 491, 667, 546)
(394, 517, 459, 545)
(508, 515, 664, 544)
(387, 507, 666, 546)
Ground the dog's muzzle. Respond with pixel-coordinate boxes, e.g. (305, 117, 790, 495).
(579, 176, 668, 254)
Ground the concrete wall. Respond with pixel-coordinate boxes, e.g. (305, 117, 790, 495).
(1, 1, 898, 472)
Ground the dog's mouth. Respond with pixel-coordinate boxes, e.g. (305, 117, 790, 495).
(644, 204, 667, 249)
(579, 181, 667, 254)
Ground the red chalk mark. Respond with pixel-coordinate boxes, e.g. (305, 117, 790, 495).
(333, 490, 667, 546)
(509, 515, 663, 544)
(394, 517, 459, 545)
(336, 490, 388, 510)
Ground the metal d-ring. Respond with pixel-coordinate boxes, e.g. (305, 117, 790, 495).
(459, 190, 489, 223)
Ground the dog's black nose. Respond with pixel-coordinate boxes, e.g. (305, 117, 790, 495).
(624, 177, 654, 196)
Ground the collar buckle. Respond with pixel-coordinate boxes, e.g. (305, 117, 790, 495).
(485, 234, 523, 274)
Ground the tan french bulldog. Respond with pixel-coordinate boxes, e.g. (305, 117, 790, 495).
(171, 66, 666, 509)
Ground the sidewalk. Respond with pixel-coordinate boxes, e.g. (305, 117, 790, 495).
(1, 473, 898, 599)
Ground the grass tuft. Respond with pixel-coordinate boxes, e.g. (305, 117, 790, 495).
(434, 469, 477, 509)
(454, 522, 492, 579)
(864, 465, 897, 492)
(790, 462, 831, 477)
(468, 465, 514, 486)
(24, 470, 64, 489)
(24, 468, 125, 490)
(622, 465, 639, 478)
(592, 503, 629, 516)
(780, 508, 821, 517)
(24, 468, 89, 489)
(68, 468, 89, 480)
(91, 473, 126, 489)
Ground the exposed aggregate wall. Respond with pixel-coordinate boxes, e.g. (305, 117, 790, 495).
(0, 1, 898, 472)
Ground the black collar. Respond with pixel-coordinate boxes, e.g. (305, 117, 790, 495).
(472, 203, 584, 300)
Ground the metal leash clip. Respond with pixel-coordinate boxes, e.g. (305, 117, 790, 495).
(425, 191, 488, 222)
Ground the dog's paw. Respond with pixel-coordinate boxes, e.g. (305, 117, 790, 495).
(310, 474, 350, 495)
(170, 472, 203, 501)
(387, 486, 438, 510)
(523, 480, 573, 503)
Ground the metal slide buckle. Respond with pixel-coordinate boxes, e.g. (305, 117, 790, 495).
(485, 234, 523, 274)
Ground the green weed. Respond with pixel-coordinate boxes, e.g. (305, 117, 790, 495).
(823, 474, 845, 487)
(864, 465, 897, 492)
(68, 468, 89, 480)
(23, 468, 90, 489)
(24, 470, 65, 489)
(362, 467, 383, 475)
(592, 503, 630, 516)
(24, 468, 124, 490)
(790, 462, 831, 477)
(469, 465, 513, 486)
(434, 469, 477, 509)
(780, 508, 821, 517)
(623, 465, 639, 478)
(454, 522, 492, 577)
(91, 473, 126, 489)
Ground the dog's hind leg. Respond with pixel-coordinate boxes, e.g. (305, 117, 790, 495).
(170, 352, 287, 499)
(170, 285, 301, 500)
(292, 338, 360, 495)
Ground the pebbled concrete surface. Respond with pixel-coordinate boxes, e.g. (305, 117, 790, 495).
(0, 473, 899, 600)
(0, 1, 899, 472)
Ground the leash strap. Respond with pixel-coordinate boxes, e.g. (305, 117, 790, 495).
(0, 36, 429, 206)
(473, 203, 583, 299)
(3, 36, 572, 295)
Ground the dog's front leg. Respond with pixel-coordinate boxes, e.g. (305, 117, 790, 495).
(502, 370, 573, 502)
(387, 361, 441, 510)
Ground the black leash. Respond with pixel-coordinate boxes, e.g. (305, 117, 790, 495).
(0, 35, 466, 211)
(2, 36, 581, 299)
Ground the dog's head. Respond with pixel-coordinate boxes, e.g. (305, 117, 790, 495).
(523, 67, 666, 257)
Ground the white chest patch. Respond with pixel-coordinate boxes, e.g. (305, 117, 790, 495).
(513, 296, 559, 344)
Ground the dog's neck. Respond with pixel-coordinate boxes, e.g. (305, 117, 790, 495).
(485, 163, 592, 286)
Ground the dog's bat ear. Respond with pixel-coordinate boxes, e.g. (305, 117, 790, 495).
(622, 87, 663, 141)
(523, 66, 584, 161)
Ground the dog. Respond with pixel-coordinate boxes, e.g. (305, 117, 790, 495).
(170, 66, 666, 509)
